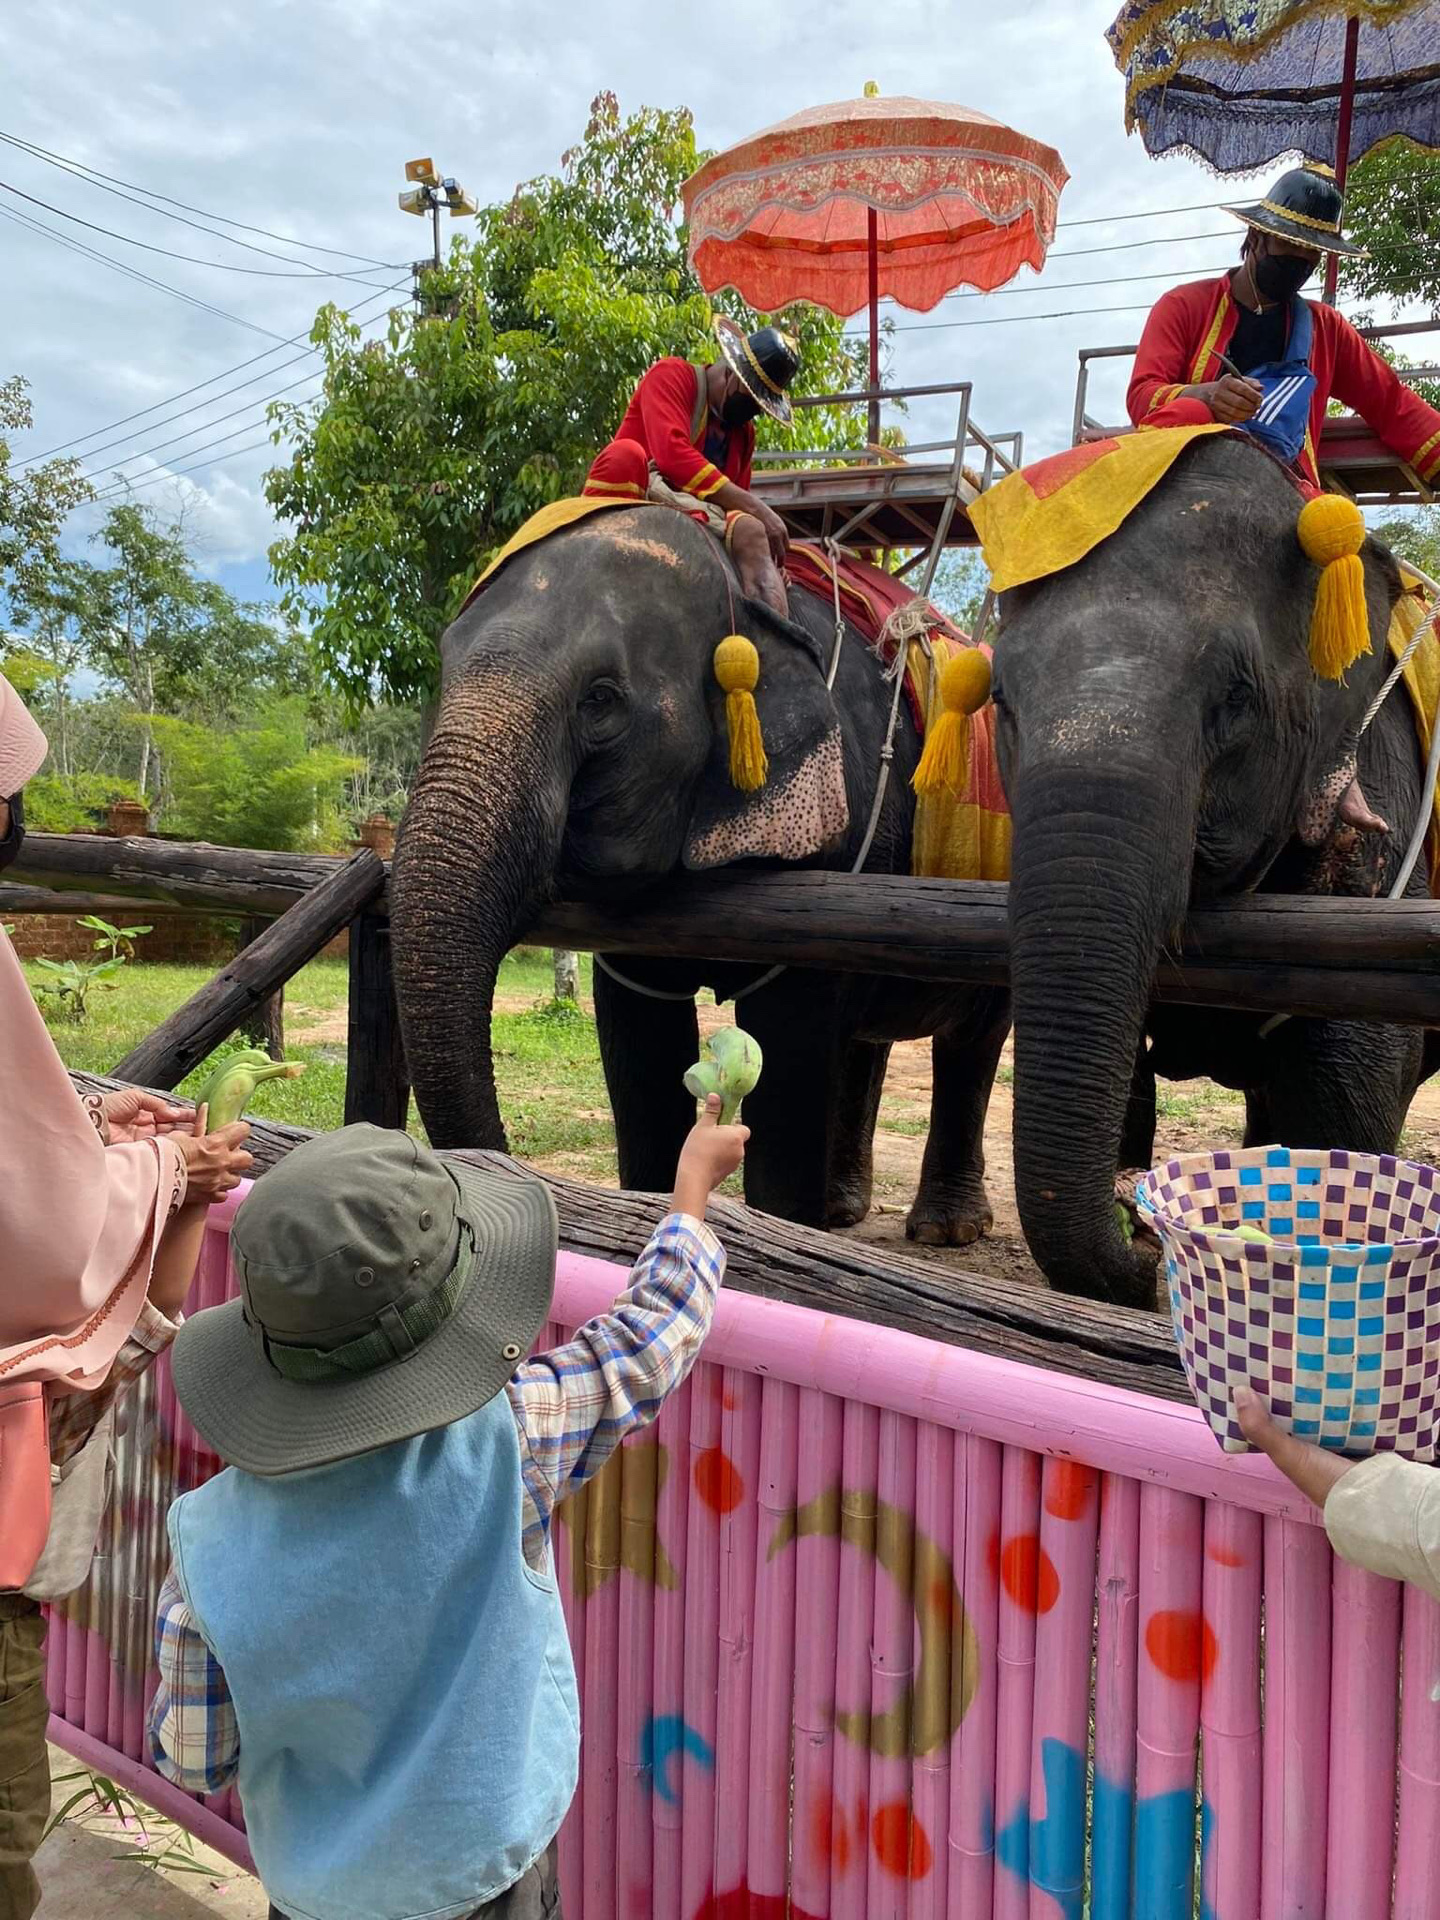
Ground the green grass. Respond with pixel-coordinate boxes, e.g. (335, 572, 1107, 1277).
(26, 947, 620, 1171)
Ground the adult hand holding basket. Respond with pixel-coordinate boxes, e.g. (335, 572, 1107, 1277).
(1138, 1147, 1440, 1459)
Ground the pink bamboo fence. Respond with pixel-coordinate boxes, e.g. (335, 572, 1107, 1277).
(45, 1194, 1440, 1917)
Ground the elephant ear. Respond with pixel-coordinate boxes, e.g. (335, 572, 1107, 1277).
(684, 601, 850, 871)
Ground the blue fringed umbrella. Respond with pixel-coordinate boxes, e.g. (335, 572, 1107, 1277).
(1108, 0, 1440, 296)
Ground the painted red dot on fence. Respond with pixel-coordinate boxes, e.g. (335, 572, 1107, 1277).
(1044, 1461, 1097, 1521)
(872, 1802, 933, 1879)
(999, 1534, 1060, 1615)
(693, 1445, 744, 1514)
(810, 1795, 852, 1874)
(1207, 1541, 1247, 1569)
(1145, 1609, 1217, 1684)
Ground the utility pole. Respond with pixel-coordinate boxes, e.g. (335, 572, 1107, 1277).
(398, 158, 477, 315)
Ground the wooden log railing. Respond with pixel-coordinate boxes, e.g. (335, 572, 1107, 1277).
(8, 833, 1439, 1026)
(66, 1068, 1187, 1399)
(111, 851, 386, 1089)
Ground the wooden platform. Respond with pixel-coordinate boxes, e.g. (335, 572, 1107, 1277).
(750, 459, 981, 553)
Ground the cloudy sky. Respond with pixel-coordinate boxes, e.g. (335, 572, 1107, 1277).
(4, 0, 1348, 606)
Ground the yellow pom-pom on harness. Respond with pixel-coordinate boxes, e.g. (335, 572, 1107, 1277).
(913, 646, 992, 798)
(1298, 493, 1370, 681)
(714, 635, 768, 792)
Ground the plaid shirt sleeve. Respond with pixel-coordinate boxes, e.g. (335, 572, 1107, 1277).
(148, 1563, 240, 1793)
(506, 1211, 725, 1568)
(46, 1303, 181, 1469)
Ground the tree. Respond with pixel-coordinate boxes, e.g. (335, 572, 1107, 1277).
(85, 503, 207, 796)
(8, 557, 102, 775)
(267, 93, 868, 709)
(0, 376, 92, 615)
(148, 698, 363, 852)
(1341, 141, 1440, 312)
(1371, 505, 1440, 580)
(927, 550, 990, 632)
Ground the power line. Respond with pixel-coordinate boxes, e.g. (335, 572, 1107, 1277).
(1056, 198, 1228, 229)
(80, 294, 403, 486)
(0, 128, 397, 268)
(0, 201, 297, 344)
(16, 281, 404, 468)
(0, 176, 403, 283)
(92, 431, 286, 501)
(81, 370, 324, 485)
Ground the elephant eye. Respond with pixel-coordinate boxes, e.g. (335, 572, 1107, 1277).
(581, 678, 623, 712)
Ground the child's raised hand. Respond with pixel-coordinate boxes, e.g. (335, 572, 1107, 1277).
(672, 1093, 748, 1219)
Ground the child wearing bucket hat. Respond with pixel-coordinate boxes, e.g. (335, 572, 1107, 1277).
(147, 1104, 746, 1920)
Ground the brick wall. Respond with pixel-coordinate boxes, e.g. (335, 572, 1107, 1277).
(6, 914, 237, 965)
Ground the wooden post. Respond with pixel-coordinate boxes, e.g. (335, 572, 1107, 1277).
(345, 910, 411, 1130)
(237, 915, 285, 1061)
(112, 850, 385, 1089)
(553, 949, 580, 1003)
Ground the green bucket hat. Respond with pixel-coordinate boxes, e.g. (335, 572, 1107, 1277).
(169, 1125, 558, 1476)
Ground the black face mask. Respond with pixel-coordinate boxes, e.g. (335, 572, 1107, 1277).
(1253, 249, 1317, 303)
(721, 391, 761, 427)
(0, 790, 24, 873)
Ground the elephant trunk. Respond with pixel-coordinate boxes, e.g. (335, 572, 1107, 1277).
(392, 665, 570, 1150)
(1008, 765, 1193, 1307)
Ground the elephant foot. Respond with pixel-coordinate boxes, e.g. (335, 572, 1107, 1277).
(906, 1188, 993, 1248)
(826, 1184, 874, 1230)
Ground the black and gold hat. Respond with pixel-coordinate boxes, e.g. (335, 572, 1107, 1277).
(714, 314, 801, 425)
(1224, 163, 1367, 259)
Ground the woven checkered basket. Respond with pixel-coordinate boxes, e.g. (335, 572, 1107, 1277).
(1137, 1148, 1440, 1458)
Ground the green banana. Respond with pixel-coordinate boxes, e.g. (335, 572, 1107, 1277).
(196, 1048, 305, 1131)
(683, 1025, 763, 1126)
(1231, 1223, 1273, 1246)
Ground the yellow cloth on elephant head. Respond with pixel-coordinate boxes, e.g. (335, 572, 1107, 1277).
(967, 422, 1232, 595)
(458, 495, 642, 614)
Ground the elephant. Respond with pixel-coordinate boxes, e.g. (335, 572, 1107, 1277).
(390, 504, 1009, 1241)
(993, 431, 1437, 1308)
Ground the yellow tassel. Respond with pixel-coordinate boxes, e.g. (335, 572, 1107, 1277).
(713, 634, 767, 792)
(913, 647, 992, 798)
(1297, 493, 1370, 680)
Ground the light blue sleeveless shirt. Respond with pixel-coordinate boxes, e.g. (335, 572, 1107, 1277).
(169, 1394, 578, 1920)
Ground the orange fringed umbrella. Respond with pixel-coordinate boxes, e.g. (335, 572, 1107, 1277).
(682, 87, 1068, 429)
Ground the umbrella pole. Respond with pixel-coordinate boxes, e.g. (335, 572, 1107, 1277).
(1323, 12, 1361, 303)
(867, 207, 880, 446)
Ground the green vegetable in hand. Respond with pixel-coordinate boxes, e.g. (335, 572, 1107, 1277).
(684, 1026, 763, 1125)
(196, 1048, 305, 1130)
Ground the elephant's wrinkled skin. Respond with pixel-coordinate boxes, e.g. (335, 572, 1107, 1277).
(993, 434, 1436, 1307)
(391, 506, 1008, 1241)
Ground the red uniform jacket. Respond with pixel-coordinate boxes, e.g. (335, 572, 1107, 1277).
(611, 358, 755, 499)
(1128, 273, 1440, 493)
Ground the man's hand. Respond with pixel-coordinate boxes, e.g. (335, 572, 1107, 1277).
(173, 1106, 254, 1206)
(1234, 1386, 1353, 1508)
(102, 1088, 192, 1143)
(672, 1093, 749, 1220)
(756, 501, 790, 569)
(1195, 373, 1264, 424)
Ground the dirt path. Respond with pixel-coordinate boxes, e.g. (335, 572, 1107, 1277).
(291, 992, 1440, 1295)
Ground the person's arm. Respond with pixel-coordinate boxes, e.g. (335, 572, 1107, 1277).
(506, 1098, 743, 1565)
(45, 1113, 252, 1463)
(148, 1565, 241, 1792)
(1236, 1388, 1440, 1601)
(1128, 286, 1260, 427)
(1325, 312, 1440, 486)
(637, 359, 730, 499)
